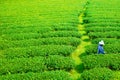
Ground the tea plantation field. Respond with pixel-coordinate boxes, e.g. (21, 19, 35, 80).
(0, 0, 120, 80)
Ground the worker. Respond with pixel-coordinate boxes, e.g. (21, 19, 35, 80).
(98, 40, 105, 54)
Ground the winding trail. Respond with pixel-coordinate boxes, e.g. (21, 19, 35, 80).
(113, 71, 120, 80)
(70, 13, 91, 80)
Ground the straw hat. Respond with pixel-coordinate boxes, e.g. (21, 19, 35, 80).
(99, 40, 105, 45)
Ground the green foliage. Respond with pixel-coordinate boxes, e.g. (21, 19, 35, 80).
(41, 37, 80, 46)
(83, 17, 120, 23)
(1, 26, 79, 35)
(80, 68, 113, 80)
(0, 37, 80, 50)
(1, 27, 53, 35)
(0, 55, 75, 75)
(0, 31, 81, 41)
(0, 0, 83, 27)
(85, 0, 120, 20)
(52, 26, 78, 31)
(84, 23, 120, 27)
(0, 33, 42, 40)
(46, 55, 75, 71)
(1, 45, 76, 58)
(42, 31, 81, 38)
(91, 38, 120, 44)
(88, 31, 120, 39)
(82, 0, 120, 80)
(0, 70, 73, 80)
(0, 0, 88, 79)
(85, 44, 120, 54)
(0, 56, 46, 75)
(85, 27, 120, 33)
(81, 54, 120, 70)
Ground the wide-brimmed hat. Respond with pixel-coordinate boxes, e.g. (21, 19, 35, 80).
(99, 40, 105, 45)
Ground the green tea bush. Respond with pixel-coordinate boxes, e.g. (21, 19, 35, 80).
(42, 37, 81, 46)
(85, 27, 120, 33)
(85, 44, 120, 54)
(0, 70, 73, 80)
(83, 17, 120, 23)
(0, 37, 80, 49)
(1, 30, 81, 42)
(2, 45, 76, 58)
(84, 5, 120, 26)
(88, 31, 120, 39)
(81, 54, 120, 70)
(0, 55, 75, 75)
(1, 33, 42, 40)
(0, 57, 46, 75)
(91, 38, 120, 44)
(80, 68, 113, 80)
(46, 55, 75, 71)
(1, 27, 53, 34)
(52, 26, 78, 31)
(42, 31, 81, 38)
(84, 23, 120, 27)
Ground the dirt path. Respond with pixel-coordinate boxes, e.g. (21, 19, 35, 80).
(70, 13, 91, 80)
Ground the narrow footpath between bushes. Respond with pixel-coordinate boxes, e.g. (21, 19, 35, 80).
(70, 12, 91, 80)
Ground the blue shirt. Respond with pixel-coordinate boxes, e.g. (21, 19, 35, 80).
(98, 45, 104, 54)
